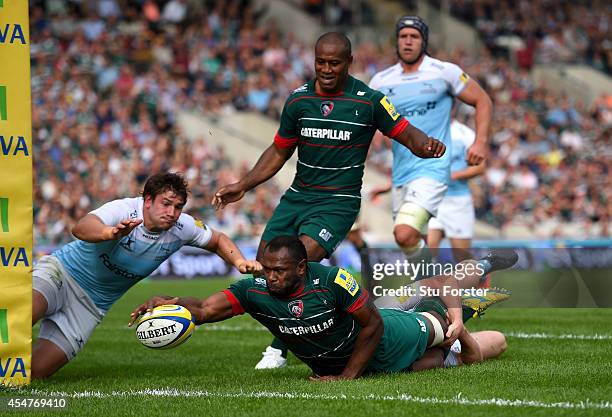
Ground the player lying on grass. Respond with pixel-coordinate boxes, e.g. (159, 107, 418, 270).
(130, 236, 515, 379)
(212, 31, 446, 369)
(32, 172, 262, 379)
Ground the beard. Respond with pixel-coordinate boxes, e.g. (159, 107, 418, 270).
(396, 46, 424, 65)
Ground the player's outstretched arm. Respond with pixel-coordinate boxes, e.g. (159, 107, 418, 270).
(212, 143, 295, 210)
(204, 230, 262, 274)
(314, 304, 384, 381)
(451, 160, 486, 181)
(128, 292, 235, 327)
(72, 214, 142, 243)
(391, 124, 446, 159)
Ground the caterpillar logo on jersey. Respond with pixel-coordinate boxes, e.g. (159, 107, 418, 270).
(379, 96, 400, 121)
(301, 127, 351, 141)
(460, 72, 470, 84)
(288, 300, 304, 318)
(334, 269, 359, 296)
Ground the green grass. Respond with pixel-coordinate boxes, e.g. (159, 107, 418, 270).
(2, 278, 612, 416)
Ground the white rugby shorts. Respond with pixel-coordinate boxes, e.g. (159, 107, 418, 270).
(33, 255, 104, 359)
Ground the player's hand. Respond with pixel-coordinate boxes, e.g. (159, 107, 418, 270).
(369, 184, 392, 201)
(105, 219, 143, 240)
(441, 311, 464, 348)
(128, 295, 179, 327)
(236, 259, 263, 274)
(411, 136, 446, 158)
(466, 140, 487, 165)
(212, 182, 246, 210)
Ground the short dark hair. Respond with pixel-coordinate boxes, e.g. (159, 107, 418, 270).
(264, 236, 308, 263)
(315, 32, 352, 58)
(142, 172, 189, 203)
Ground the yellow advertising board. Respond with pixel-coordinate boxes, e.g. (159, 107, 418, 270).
(0, 0, 33, 385)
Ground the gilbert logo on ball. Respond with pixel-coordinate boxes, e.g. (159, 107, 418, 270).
(136, 305, 195, 349)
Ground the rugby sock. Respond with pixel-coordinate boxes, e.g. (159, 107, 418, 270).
(270, 337, 288, 357)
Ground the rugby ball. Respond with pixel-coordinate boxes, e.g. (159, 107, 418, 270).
(136, 305, 195, 349)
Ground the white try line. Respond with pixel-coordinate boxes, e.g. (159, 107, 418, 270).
(26, 388, 612, 411)
(505, 332, 612, 341)
(108, 325, 612, 340)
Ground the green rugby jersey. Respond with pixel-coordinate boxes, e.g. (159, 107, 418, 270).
(223, 263, 429, 375)
(274, 76, 409, 197)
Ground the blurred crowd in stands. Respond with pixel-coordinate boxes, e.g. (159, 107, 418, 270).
(31, 0, 610, 247)
(440, 0, 611, 73)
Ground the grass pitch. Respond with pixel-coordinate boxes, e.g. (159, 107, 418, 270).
(2, 277, 612, 416)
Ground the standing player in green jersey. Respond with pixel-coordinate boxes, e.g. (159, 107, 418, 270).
(212, 32, 445, 369)
(129, 236, 510, 379)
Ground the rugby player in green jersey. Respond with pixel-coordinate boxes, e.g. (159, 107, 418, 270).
(130, 236, 513, 380)
(212, 32, 446, 369)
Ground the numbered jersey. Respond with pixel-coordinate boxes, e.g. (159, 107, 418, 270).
(369, 56, 470, 187)
(54, 197, 212, 312)
(275, 75, 409, 198)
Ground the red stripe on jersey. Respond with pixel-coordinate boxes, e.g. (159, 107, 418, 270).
(291, 289, 330, 298)
(274, 132, 298, 148)
(287, 96, 372, 107)
(223, 289, 245, 315)
(296, 179, 361, 191)
(346, 291, 369, 313)
(299, 141, 369, 149)
(248, 289, 270, 295)
(387, 118, 410, 138)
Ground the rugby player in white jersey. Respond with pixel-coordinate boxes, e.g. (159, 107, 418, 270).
(428, 120, 485, 262)
(31, 172, 261, 379)
(369, 16, 492, 277)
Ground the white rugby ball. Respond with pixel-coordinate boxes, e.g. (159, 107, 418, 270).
(136, 304, 195, 349)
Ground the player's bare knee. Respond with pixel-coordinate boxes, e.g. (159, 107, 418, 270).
(31, 356, 56, 380)
(393, 226, 421, 248)
(495, 332, 507, 354)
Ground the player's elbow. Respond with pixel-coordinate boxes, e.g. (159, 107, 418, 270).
(71, 221, 89, 241)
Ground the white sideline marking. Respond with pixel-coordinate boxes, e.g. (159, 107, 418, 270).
(28, 389, 612, 410)
(506, 332, 612, 341)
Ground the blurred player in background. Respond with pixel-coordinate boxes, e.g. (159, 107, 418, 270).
(428, 119, 485, 262)
(369, 16, 492, 278)
(212, 32, 446, 369)
(32, 172, 261, 379)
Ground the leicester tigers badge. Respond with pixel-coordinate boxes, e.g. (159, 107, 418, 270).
(288, 300, 304, 318)
(320, 101, 334, 117)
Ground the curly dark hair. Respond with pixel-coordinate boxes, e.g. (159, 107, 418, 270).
(142, 172, 190, 203)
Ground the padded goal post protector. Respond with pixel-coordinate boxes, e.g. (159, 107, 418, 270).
(0, 1, 33, 385)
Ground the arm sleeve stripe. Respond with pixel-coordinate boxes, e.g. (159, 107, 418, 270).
(386, 118, 410, 138)
(346, 291, 369, 313)
(223, 289, 245, 315)
(274, 132, 298, 148)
